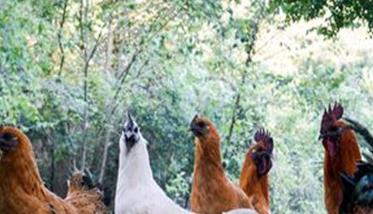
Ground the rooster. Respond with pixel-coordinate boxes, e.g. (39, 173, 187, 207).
(239, 129, 273, 214)
(64, 170, 107, 214)
(114, 113, 190, 214)
(0, 125, 78, 213)
(190, 114, 255, 214)
(319, 102, 362, 214)
(339, 118, 373, 214)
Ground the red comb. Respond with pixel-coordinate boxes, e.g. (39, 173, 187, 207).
(321, 102, 344, 132)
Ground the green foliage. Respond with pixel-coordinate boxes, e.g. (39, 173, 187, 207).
(270, 0, 373, 37)
(1, 0, 373, 213)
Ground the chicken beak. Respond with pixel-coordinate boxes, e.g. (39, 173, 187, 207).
(189, 123, 201, 136)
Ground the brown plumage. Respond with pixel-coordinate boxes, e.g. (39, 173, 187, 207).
(0, 125, 77, 213)
(190, 115, 254, 214)
(319, 103, 362, 214)
(240, 129, 273, 214)
(0, 125, 105, 214)
(64, 171, 107, 214)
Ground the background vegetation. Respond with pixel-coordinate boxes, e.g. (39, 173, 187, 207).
(0, 0, 372, 213)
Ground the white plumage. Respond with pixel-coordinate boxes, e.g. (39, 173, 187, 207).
(224, 209, 258, 214)
(115, 115, 189, 214)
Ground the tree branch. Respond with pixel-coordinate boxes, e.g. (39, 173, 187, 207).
(58, 0, 68, 76)
(96, 7, 178, 183)
(226, 5, 263, 144)
(98, 126, 113, 184)
(80, 2, 109, 171)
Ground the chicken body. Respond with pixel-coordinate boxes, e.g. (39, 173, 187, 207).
(240, 129, 273, 214)
(190, 115, 254, 214)
(323, 122, 361, 214)
(64, 171, 107, 214)
(319, 103, 361, 214)
(0, 126, 78, 214)
(114, 114, 189, 214)
(240, 157, 269, 214)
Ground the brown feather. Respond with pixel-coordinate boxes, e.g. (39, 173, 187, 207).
(0, 126, 78, 213)
(239, 131, 272, 214)
(190, 116, 254, 214)
(0, 126, 107, 214)
(64, 171, 107, 214)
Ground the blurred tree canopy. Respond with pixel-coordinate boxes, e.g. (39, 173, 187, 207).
(0, 0, 372, 213)
(271, 0, 373, 37)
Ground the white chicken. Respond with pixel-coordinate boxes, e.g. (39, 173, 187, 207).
(114, 113, 189, 214)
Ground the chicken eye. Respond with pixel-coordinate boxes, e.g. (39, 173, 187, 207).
(197, 121, 205, 127)
(134, 127, 138, 133)
(327, 127, 343, 138)
(330, 126, 339, 132)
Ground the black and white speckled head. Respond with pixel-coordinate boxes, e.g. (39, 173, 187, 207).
(121, 112, 141, 153)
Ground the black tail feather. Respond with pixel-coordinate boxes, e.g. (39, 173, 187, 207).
(355, 162, 373, 178)
(102, 186, 112, 207)
(82, 169, 95, 189)
(340, 173, 356, 214)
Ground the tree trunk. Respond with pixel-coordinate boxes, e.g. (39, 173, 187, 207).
(98, 127, 112, 184)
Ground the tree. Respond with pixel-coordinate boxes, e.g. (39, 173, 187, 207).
(270, 0, 373, 37)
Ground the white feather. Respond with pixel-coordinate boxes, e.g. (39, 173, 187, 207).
(224, 208, 258, 214)
(115, 132, 189, 214)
